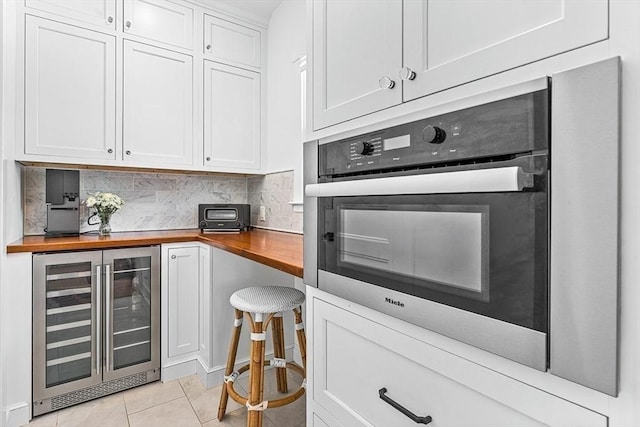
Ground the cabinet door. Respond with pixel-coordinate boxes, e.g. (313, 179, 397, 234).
(204, 61, 261, 171)
(123, 0, 193, 50)
(25, 16, 116, 160)
(166, 247, 199, 358)
(312, 298, 608, 427)
(123, 41, 193, 166)
(403, 0, 609, 101)
(25, 0, 116, 29)
(32, 251, 104, 407)
(203, 15, 261, 69)
(312, 0, 402, 130)
(102, 246, 160, 382)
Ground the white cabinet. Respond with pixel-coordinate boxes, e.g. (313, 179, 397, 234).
(203, 15, 261, 69)
(25, 0, 117, 29)
(165, 246, 200, 357)
(402, 0, 609, 102)
(123, 41, 194, 166)
(310, 295, 608, 427)
(312, 0, 402, 130)
(123, 0, 194, 50)
(24, 16, 116, 160)
(311, 0, 609, 130)
(204, 60, 261, 171)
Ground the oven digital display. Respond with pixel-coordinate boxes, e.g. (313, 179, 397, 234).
(205, 209, 237, 221)
(383, 134, 410, 151)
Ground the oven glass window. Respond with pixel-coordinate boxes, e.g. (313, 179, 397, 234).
(319, 192, 548, 333)
(205, 209, 237, 221)
(339, 206, 489, 300)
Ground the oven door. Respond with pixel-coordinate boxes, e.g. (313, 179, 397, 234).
(307, 154, 548, 370)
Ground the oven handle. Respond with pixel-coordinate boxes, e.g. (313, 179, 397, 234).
(305, 166, 533, 197)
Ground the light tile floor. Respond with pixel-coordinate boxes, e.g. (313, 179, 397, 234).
(24, 370, 306, 427)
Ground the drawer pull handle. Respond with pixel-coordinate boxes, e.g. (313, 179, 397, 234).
(378, 387, 432, 425)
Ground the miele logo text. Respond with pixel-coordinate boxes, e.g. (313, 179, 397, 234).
(385, 297, 405, 308)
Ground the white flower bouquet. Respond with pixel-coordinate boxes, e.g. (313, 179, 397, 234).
(85, 192, 125, 234)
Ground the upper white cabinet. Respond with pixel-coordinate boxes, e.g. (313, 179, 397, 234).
(203, 15, 261, 70)
(25, 0, 116, 29)
(312, 0, 609, 130)
(24, 16, 116, 160)
(123, 0, 194, 50)
(123, 41, 193, 166)
(312, 0, 403, 130)
(402, 0, 609, 102)
(204, 61, 261, 171)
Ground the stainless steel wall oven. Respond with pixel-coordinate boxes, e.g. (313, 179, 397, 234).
(307, 89, 549, 370)
(304, 59, 621, 396)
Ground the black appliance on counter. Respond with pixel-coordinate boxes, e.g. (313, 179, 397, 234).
(45, 169, 80, 237)
(199, 204, 251, 232)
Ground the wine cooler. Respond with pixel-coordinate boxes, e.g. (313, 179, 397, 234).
(32, 246, 160, 416)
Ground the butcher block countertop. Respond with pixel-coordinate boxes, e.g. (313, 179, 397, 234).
(6, 229, 303, 278)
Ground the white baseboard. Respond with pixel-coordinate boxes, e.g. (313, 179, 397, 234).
(5, 401, 29, 427)
(164, 346, 296, 389)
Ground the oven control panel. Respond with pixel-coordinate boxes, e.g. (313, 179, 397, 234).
(319, 89, 549, 177)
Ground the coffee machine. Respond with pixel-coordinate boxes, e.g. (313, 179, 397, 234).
(45, 169, 80, 237)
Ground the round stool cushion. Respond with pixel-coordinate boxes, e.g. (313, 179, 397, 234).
(230, 286, 305, 314)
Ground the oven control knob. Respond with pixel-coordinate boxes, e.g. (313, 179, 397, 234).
(355, 141, 374, 156)
(422, 125, 446, 144)
(199, 220, 207, 228)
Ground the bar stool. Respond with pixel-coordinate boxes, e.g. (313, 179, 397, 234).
(217, 286, 307, 427)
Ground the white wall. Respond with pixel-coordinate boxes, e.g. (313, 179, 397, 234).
(265, 0, 306, 203)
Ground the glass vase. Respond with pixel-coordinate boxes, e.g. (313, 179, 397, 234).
(99, 215, 112, 235)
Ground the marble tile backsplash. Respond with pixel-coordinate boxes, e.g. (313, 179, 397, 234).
(23, 168, 302, 235)
(248, 170, 302, 233)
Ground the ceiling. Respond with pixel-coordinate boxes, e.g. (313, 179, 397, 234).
(196, 0, 284, 25)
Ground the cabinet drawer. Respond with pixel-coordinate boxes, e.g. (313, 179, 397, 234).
(313, 299, 607, 427)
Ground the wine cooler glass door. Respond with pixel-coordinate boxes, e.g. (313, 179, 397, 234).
(33, 251, 104, 401)
(102, 246, 160, 381)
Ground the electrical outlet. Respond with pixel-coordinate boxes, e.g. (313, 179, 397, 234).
(259, 205, 266, 221)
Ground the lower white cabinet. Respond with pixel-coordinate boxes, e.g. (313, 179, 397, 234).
(161, 243, 296, 385)
(310, 293, 608, 427)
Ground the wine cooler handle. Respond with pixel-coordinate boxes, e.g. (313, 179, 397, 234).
(105, 263, 111, 372)
(378, 387, 432, 425)
(96, 265, 101, 375)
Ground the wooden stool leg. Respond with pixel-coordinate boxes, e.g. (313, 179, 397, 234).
(218, 309, 244, 421)
(247, 315, 266, 427)
(271, 313, 288, 393)
(293, 307, 307, 373)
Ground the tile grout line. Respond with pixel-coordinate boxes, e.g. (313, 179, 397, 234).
(177, 378, 208, 425)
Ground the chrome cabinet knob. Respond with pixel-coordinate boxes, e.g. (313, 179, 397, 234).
(378, 76, 395, 89)
(206, 44, 212, 50)
(399, 67, 416, 81)
(171, 254, 176, 259)
(107, 148, 113, 154)
(125, 21, 132, 29)
(125, 150, 131, 155)
(107, 16, 114, 24)
(206, 156, 211, 161)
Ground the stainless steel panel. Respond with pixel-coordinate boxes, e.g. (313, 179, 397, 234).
(319, 270, 547, 371)
(550, 57, 620, 396)
(304, 140, 319, 287)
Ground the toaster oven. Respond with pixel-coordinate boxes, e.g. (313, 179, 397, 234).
(199, 204, 251, 232)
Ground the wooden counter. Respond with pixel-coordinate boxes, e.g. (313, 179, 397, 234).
(6, 229, 304, 278)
